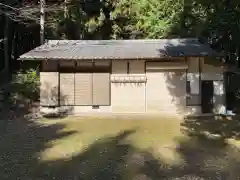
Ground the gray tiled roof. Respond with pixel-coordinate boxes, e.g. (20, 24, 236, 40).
(19, 38, 220, 60)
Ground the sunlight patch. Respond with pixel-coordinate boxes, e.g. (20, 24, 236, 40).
(227, 139, 240, 150)
(40, 140, 84, 161)
(151, 143, 185, 167)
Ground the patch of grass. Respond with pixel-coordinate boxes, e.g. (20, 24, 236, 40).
(2, 114, 240, 179)
(39, 116, 183, 161)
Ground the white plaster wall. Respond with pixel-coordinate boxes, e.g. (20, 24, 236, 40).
(146, 70, 186, 115)
(111, 83, 146, 112)
(187, 73, 200, 94)
(111, 60, 146, 113)
(187, 58, 200, 94)
(186, 57, 201, 114)
(213, 81, 226, 114)
(201, 57, 226, 114)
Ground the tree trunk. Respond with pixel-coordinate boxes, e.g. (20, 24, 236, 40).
(4, 15, 9, 75)
(64, 0, 68, 18)
(40, 0, 45, 44)
(11, 28, 17, 71)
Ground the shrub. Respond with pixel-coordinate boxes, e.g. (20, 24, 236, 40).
(11, 69, 40, 102)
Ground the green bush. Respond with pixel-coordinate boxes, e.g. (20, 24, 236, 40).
(11, 69, 40, 102)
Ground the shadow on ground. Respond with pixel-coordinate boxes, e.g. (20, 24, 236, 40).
(0, 101, 77, 180)
(1, 101, 240, 180)
(183, 115, 240, 140)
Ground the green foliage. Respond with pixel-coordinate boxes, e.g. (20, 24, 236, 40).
(46, 0, 113, 39)
(134, 0, 183, 38)
(44, 0, 240, 61)
(11, 69, 40, 102)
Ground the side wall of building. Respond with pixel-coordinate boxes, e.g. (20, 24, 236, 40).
(201, 57, 226, 114)
(186, 57, 226, 115)
(40, 57, 226, 115)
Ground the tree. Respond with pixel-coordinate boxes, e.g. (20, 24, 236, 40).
(40, 0, 45, 44)
(0, 0, 66, 75)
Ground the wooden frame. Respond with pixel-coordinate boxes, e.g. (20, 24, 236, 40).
(186, 57, 202, 106)
(56, 60, 111, 106)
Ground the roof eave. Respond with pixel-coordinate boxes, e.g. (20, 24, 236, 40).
(18, 53, 222, 61)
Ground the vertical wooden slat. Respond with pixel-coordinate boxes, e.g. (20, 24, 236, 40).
(75, 73, 92, 105)
(60, 73, 75, 105)
(40, 72, 59, 106)
(92, 73, 110, 105)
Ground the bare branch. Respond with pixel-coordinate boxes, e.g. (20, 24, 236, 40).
(0, 2, 67, 24)
(0, 2, 19, 11)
